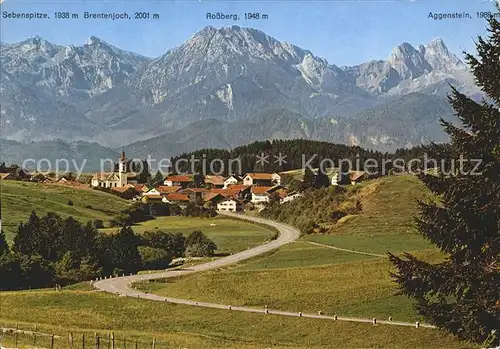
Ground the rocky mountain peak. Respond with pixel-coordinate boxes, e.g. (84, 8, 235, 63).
(388, 42, 432, 79)
(85, 36, 102, 46)
(18, 36, 59, 54)
(419, 37, 463, 71)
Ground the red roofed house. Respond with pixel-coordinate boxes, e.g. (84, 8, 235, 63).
(243, 173, 281, 187)
(250, 185, 282, 205)
(164, 193, 190, 207)
(350, 171, 367, 185)
(134, 184, 150, 193)
(0, 173, 14, 181)
(157, 185, 181, 195)
(141, 194, 166, 203)
(111, 185, 139, 199)
(210, 185, 251, 201)
(223, 175, 242, 189)
(203, 192, 225, 205)
(205, 175, 225, 189)
(183, 188, 209, 202)
(163, 175, 193, 188)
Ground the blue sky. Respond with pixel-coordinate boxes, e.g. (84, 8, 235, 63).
(0, 0, 497, 65)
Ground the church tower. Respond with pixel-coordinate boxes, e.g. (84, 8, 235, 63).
(118, 150, 128, 187)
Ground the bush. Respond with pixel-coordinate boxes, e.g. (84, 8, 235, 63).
(110, 203, 153, 227)
(93, 219, 104, 229)
(138, 246, 172, 270)
(182, 202, 217, 218)
(67, 200, 74, 206)
(185, 231, 217, 257)
(142, 231, 186, 258)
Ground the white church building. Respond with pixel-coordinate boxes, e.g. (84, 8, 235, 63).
(91, 151, 136, 188)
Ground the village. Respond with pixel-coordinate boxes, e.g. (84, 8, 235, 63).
(0, 151, 368, 214)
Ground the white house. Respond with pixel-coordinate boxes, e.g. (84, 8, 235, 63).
(217, 198, 244, 212)
(163, 175, 192, 188)
(91, 151, 132, 188)
(331, 172, 339, 186)
(280, 192, 303, 204)
(250, 186, 274, 204)
(142, 188, 161, 197)
(242, 173, 281, 187)
(223, 175, 242, 189)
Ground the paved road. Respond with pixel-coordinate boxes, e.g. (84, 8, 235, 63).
(94, 212, 434, 329)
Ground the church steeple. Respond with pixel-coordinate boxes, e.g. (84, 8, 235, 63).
(118, 149, 127, 173)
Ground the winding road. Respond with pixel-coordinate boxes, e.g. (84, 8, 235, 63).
(94, 212, 434, 329)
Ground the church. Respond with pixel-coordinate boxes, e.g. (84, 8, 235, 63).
(91, 151, 137, 188)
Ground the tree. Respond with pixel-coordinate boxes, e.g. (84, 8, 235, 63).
(142, 231, 186, 258)
(192, 174, 205, 188)
(0, 253, 23, 290)
(99, 226, 142, 274)
(18, 254, 55, 289)
(54, 252, 100, 285)
(389, 13, 500, 346)
(267, 192, 281, 206)
(185, 231, 217, 257)
(138, 246, 172, 270)
(314, 170, 330, 189)
(337, 161, 350, 185)
(131, 159, 151, 184)
(12, 211, 40, 256)
(0, 230, 9, 255)
(301, 167, 315, 191)
(152, 170, 164, 186)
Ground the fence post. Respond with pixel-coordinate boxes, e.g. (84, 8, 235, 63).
(94, 332, 98, 349)
(69, 332, 74, 349)
(111, 332, 115, 349)
(152, 337, 156, 349)
(123, 337, 127, 349)
(107, 333, 111, 349)
(34, 324, 38, 347)
(15, 322, 19, 348)
(135, 338, 138, 349)
(51, 334, 55, 349)
(83, 332, 86, 349)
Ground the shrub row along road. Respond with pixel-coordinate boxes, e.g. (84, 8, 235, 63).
(94, 212, 434, 329)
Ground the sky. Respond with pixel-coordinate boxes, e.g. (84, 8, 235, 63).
(0, 0, 497, 66)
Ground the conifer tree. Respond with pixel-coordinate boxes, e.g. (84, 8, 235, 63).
(12, 211, 40, 256)
(0, 230, 9, 255)
(389, 13, 499, 345)
(301, 167, 315, 191)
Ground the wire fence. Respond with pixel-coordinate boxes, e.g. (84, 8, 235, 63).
(0, 324, 168, 349)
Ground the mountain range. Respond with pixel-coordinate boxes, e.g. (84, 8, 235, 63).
(0, 25, 480, 167)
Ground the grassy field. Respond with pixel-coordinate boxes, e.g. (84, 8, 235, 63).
(0, 289, 475, 349)
(327, 175, 436, 237)
(1, 180, 130, 241)
(100, 216, 275, 255)
(135, 249, 446, 322)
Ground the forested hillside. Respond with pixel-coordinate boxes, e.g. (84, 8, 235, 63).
(170, 139, 429, 175)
